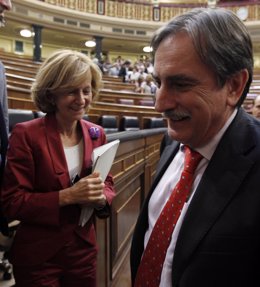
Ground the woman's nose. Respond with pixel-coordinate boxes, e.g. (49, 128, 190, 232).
(75, 91, 86, 103)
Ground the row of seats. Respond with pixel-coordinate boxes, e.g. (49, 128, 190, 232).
(8, 109, 166, 135)
(84, 115, 165, 133)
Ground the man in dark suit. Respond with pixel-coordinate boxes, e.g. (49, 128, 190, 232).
(0, 0, 12, 236)
(131, 7, 260, 287)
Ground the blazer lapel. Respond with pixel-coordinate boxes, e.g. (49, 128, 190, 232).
(171, 109, 256, 285)
(44, 113, 69, 189)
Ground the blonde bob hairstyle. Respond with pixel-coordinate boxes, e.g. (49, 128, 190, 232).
(31, 49, 102, 113)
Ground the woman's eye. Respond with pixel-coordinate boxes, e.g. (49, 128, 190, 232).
(68, 90, 76, 95)
(83, 89, 91, 95)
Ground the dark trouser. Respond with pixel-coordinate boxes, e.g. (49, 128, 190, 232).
(13, 234, 97, 287)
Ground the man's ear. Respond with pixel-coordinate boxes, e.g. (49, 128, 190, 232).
(226, 69, 249, 107)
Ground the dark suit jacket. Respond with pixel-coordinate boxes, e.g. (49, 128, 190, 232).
(2, 113, 115, 266)
(131, 108, 260, 287)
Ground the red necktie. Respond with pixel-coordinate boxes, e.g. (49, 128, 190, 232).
(134, 146, 203, 287)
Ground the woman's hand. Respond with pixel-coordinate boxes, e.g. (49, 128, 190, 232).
(59, 172, 106, 208)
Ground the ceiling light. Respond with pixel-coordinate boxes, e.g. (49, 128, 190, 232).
(236, 7, 248, 21)
(20, 29, 32, 38)
(143, 46, 153, 53)
(85, 40, 96, 48)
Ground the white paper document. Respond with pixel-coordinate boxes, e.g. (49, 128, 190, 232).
(79, 139, 120, 226)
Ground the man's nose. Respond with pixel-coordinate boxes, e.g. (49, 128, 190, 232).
(155, 86, 176, 113)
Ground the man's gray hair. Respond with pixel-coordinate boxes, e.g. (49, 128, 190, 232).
(151, 8, 253, 106)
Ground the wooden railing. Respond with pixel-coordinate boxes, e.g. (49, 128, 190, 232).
(97, 128, 166, 287)
(44, 0, 260, 22)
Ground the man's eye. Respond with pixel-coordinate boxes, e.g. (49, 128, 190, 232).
(175, 82, 194, 90)
(176, 83, 188, 87)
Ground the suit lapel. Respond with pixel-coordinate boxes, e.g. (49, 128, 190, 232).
(171, 109, 256, 285)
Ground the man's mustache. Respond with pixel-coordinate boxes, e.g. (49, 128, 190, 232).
(162, 109, 191, 120)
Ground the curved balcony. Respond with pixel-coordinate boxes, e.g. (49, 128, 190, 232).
(1, 0, 260, 67)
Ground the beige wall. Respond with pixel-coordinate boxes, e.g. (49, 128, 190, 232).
(0, 35, 62, 58)
(1, 34, 259, 69)
(0, 35, 145, 64)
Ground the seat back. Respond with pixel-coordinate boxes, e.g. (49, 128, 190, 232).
(139, 99, 154, 106)
(82, 114, 89, 121)
(98, 115, 119, 134)
(33, 111, 46, 118)
(120, 116, 140, 131)
(144, 117, 166, 129)
(118, 99, 134, 105)
(8, 109, 35, 133)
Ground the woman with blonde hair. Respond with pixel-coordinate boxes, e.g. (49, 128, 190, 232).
(2, 49, 115, 287)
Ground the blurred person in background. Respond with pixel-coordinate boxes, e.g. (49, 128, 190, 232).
(252, 94, 260, 119)
(140, 74, 157, 95)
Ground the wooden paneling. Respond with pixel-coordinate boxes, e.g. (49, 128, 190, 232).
(8, 96, 36, 110)
(96, 129, 166, 287)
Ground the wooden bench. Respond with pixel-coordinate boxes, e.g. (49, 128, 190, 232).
(98, 89, 154, 105)
(0, 51, 42, 65)
(102, 81, 135, 91)
(2, 59, 40, 73)
(6, 79, 32, 90)
(102, 75, 122, 83)
(8, 96, 36, 110)
(4, 66, 37, 78)
(7, 85, 32, 99)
